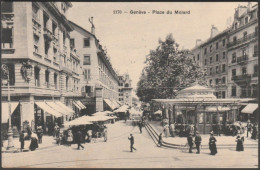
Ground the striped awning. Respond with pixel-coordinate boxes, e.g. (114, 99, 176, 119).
(1, 102, 19, 123)
(73, 100, 86, 110)
(35, 102, 62, 117)
(241, 104, 258, 114)
(104, 99, 116, 110)
(55, 102, 74, 113)
(46, 102, 72, 116)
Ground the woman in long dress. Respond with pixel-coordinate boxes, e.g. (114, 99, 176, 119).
(67, 130, 73, 146)
(29, 133, 38, 151)
(236, 135, 244, 151)
(209, 132, 217, 155)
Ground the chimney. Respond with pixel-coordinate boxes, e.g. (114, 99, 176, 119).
(89, 17, 95, 35)
(195, 39, 202, 47)
(247, 2, 252, 12)
(210, 25, 219, 38)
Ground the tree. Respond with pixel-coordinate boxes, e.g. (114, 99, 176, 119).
(136, 34, 207, 102)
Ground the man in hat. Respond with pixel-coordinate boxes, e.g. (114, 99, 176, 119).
(246, 120, 252, 138)
(138, 121, 143, 134)
(187, 133, 193, 153)
(194, 131, 202, 154)
(158, 133, 163, 147)
(128, 134, 136, 152)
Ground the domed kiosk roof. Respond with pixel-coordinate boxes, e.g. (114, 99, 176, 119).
(176, 82, 216, 99)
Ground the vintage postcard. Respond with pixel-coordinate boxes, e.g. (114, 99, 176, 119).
(1, 1, 258, 168)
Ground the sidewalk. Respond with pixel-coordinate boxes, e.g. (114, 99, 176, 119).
(2, 135, 58, 153)
(149, 121, 258, 146)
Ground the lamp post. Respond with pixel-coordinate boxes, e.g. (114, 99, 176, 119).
(1, 64, 14, 151)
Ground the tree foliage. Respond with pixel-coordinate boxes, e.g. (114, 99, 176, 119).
(136, 34, 207, 102)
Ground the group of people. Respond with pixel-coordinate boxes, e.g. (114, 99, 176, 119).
(19, 125, 42, 152)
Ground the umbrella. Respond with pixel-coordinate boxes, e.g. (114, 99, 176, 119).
(154, 110, 162, 114)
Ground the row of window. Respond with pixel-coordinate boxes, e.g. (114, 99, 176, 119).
(209, 64, 226, 75)
(204, 39, 226, 55)
(233, 9, 257, 30)
(209, 77, 226, 86)
(70, 38, 90, 49)
(231, 85, 258, 97)
(204, 52, 226, 65)
(231, 65, 258, 77)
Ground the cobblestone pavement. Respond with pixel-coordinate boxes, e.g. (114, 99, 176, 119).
(2, 120, 258, 168)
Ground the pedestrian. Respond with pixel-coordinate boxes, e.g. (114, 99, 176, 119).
(195, 131, 202, 154)
(236, 135, 244, 151)
(128, 134, 136, 152)
(158, 133, 163, 147)
(86, 130, 92, 143)
(217, 123, 221, 136)
(246, 120, 252, 138)
(29, 133, 38, 151)
(104, 126, 108, 142)
(36, 126, 43, 144)
(67, 130, 73, 146)
(169, 123, 175, 137)
(138, 121, 143, 134)
(164, 124, 169, 138)
(187, 133, 193, 153)
(251, 124, 257, 140)
(19, 130, 25, 152)
(75, 130, 84, 150)
(54, 123, 60, 138)
(209, 131, 217, 155)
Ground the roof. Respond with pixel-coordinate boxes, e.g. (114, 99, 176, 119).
(69, 20, 95, 38)
(152, 98, 255, 104)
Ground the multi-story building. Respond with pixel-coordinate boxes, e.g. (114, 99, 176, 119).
(200, 26, 229, 99)
(118, 73, 133, 106)
(69, 20, 120, 113)
(227, 3, 258, 99)
(1, 2, 83, 136)
(189, 2, 258, 100)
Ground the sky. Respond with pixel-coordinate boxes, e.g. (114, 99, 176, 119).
(68, 2, 256, 98)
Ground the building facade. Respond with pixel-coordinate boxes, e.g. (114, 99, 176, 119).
(1, 2, 82, 136)
(118, 73, 133, 106)
(227, 3, 258, 99)
(189, 2, 258, 99)
(69, 21, 120, 113)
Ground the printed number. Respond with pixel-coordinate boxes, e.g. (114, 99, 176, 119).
(113, 10, 122, 14)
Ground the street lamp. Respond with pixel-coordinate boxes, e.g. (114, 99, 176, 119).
(1, 64, 14, 151)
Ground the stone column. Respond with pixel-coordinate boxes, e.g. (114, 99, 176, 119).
(95, 86, 103, 112)
(21, 95, 35, 131)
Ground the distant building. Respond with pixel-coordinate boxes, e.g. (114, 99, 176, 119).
(69, 20, 120, 113)
(118, 73, 133, 106)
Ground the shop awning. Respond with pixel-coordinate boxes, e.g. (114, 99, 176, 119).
(1, 102, 19, 123)
(55, 102, 74, 113)
(205, 106, 231, 112)
(104, 99, 116, 110)
(111, 100, 120, 108)
(241, 104, 258, 114)
(46, 102, 72, 116)
(76, 100, 86, 109)
(73, 101, 82, 110)
(35, 102, 62, 117)
(64, 117, 93, 126)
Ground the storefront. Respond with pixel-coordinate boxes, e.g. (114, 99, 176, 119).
(152, 83, 254, 134)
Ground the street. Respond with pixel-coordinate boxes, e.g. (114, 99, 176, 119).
(2, 121, 258, 168)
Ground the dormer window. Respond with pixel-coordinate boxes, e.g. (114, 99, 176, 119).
(234, 22, 238, 29)
(61, 2, 67, 13)
(245, 16, 249, 24)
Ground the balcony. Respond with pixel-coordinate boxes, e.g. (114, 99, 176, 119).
(52, 36, 59, 48)
(63, 45, 67, 55)
(237, 55, 248, 65)
(231, 74, 251, 85)
(227, 32, 257, 48)
(43, 27, 53, 41)
(32, 12, 40, 25)
(2, 13, 14, 22)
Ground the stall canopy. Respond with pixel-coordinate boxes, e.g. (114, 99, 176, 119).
(46, 102, 72, 116)
(154, 110, 162, 114)
(35, 102, 62, 117)
(111, 100, 120, 108)
(241, 104, 258, 114)
(64, 117, 93, 126)
(104, 99, 116, 110)
(1, 102, 19, 123)
(55, 102, 74, 113)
